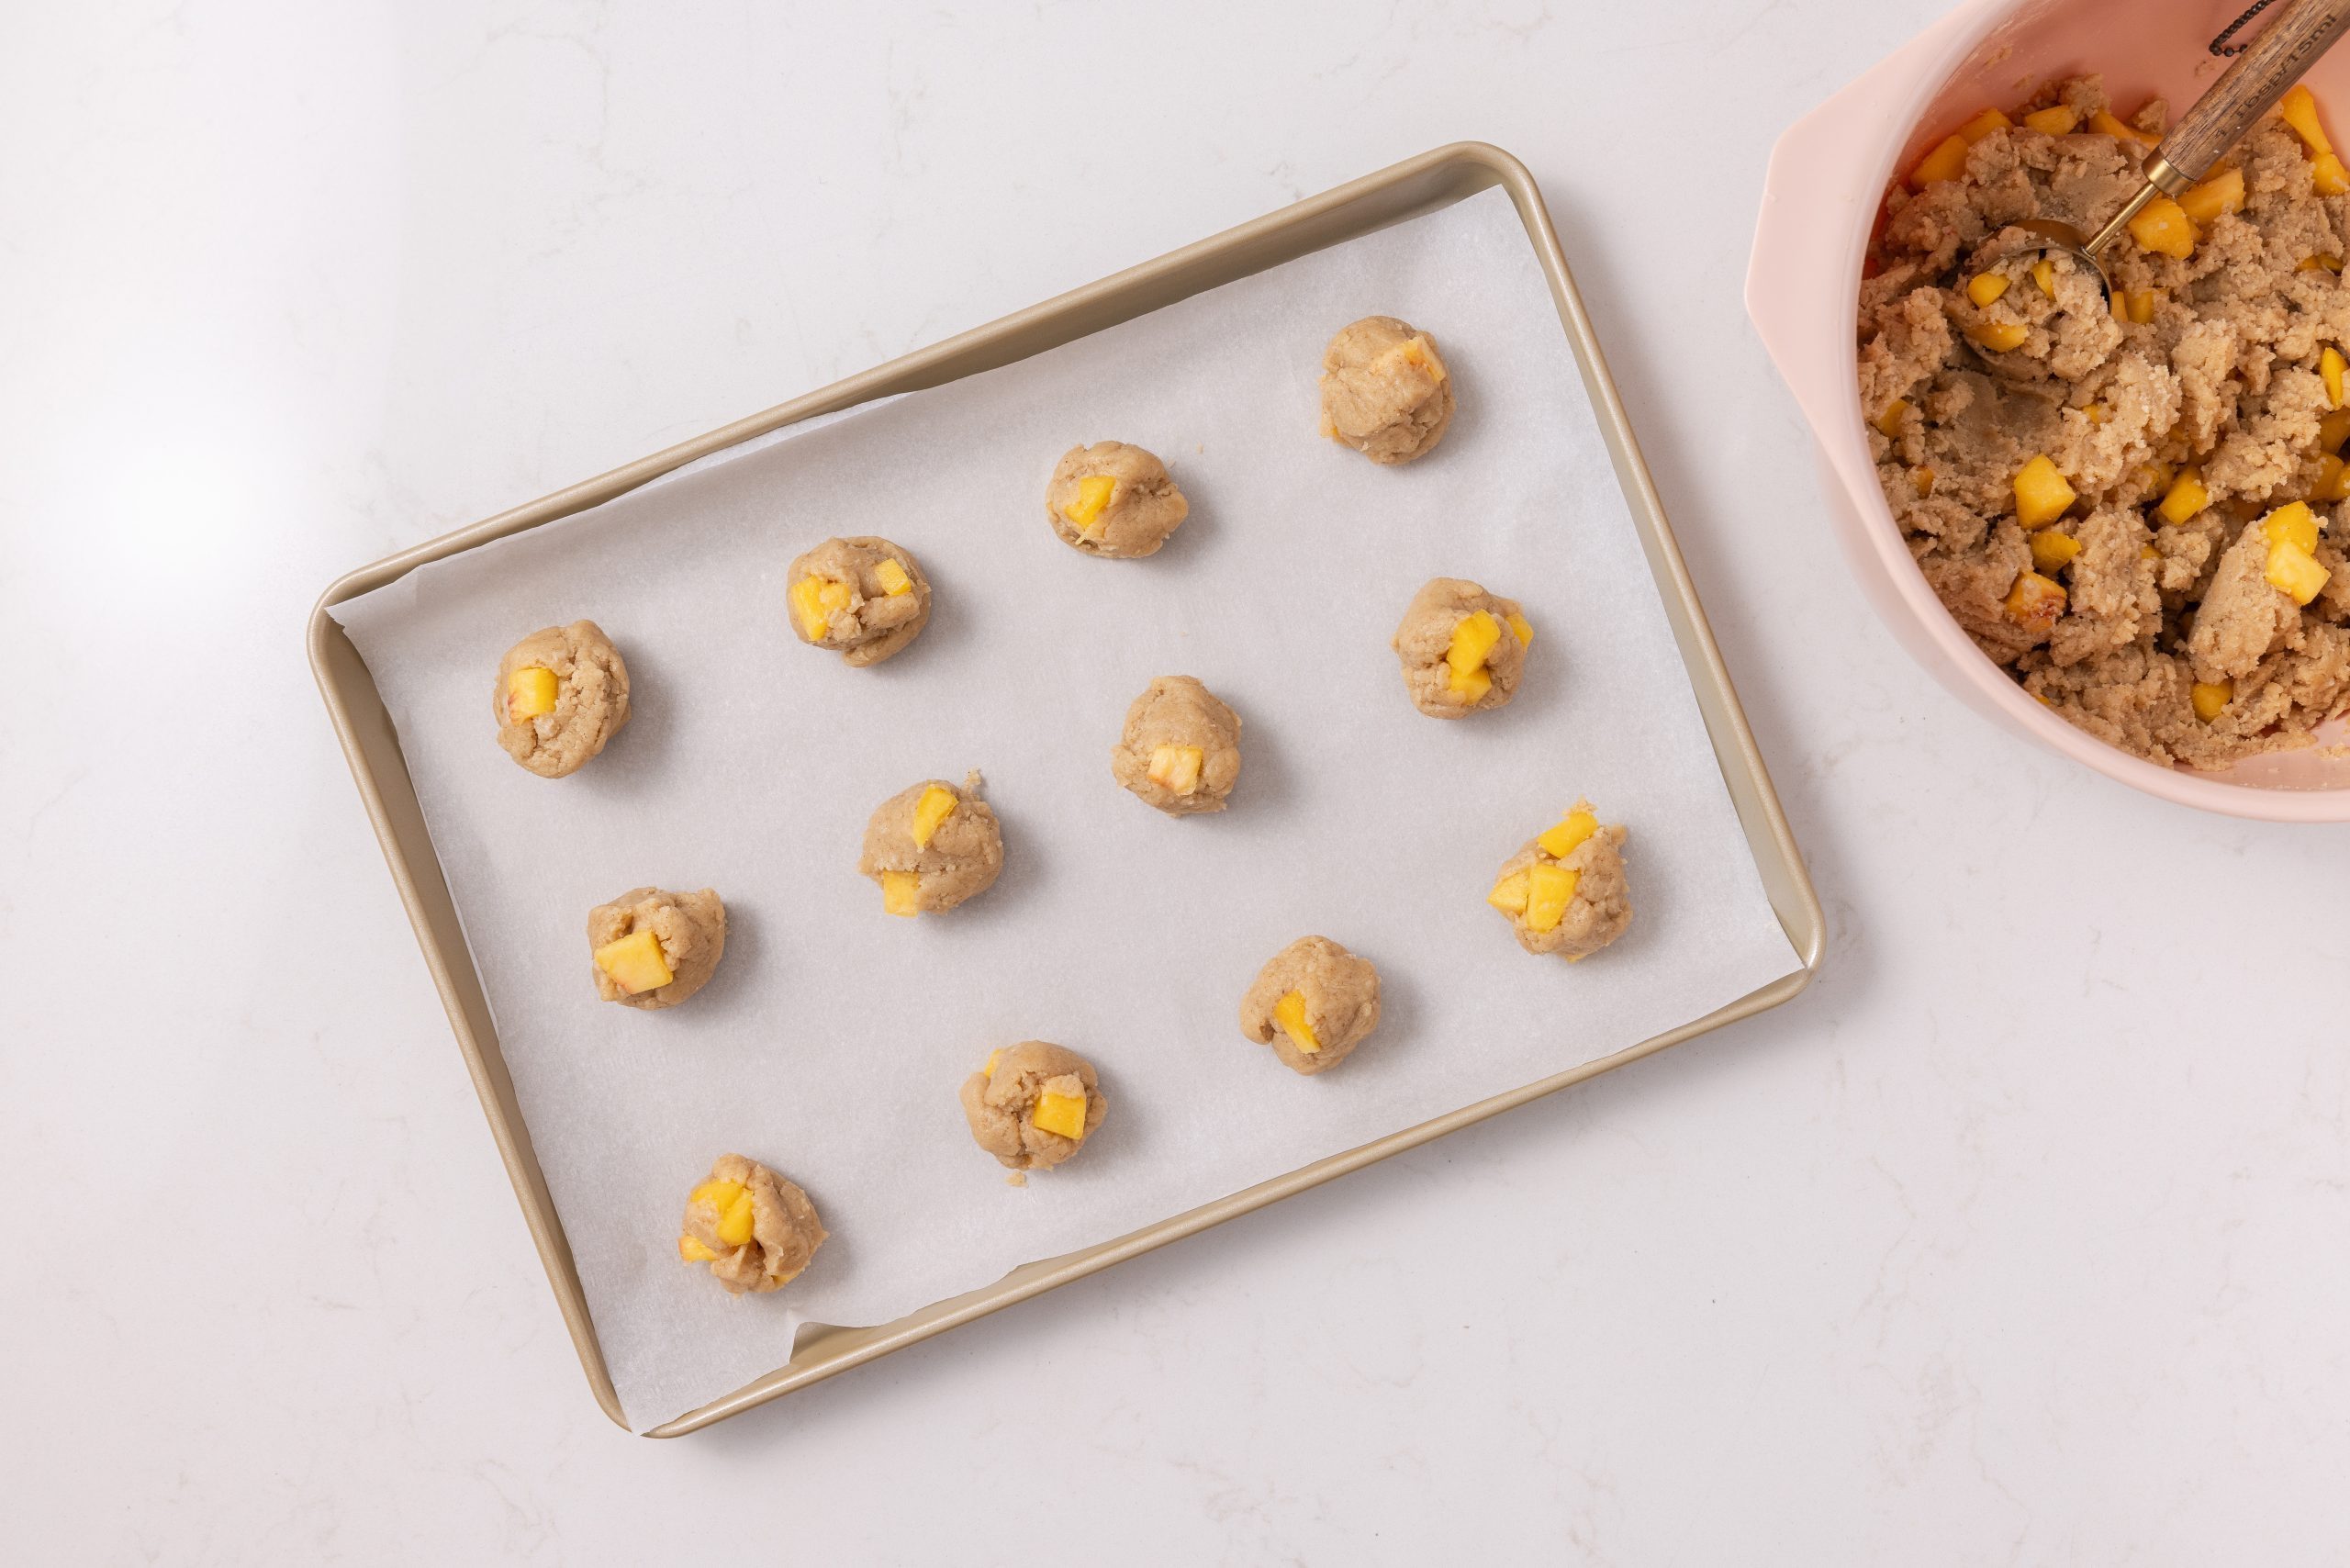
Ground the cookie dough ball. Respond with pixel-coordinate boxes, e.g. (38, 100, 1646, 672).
(1393, 577, 1531, 717)
(858, 776, 1003, 916)
(787, 536, 932, 666)
(958, 1040, 1108, 1170)
(676, 1153, 826, 1296)
(1319, 315, 1454, 464)
(1238, 935, 1382, 1075)
(494, 620, 630, 778)
(1046, 442, 1190, 558)
(1487, 801, 1631, 961)
(588, 885, 727, 1009)
(1111, 676, 1242, 815)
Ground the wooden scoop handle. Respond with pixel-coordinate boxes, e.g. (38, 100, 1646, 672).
(2153, 0, 2350, 187)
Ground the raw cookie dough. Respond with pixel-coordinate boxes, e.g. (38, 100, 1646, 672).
(675, 1153, 826, 1296)
(1861, 73, 2350, 769)
(858, 775, 1003, 915)
(494, 620, 630, 778)
(1393, 577, 1533, 716)
(588, 885, 727, 1009)
(1487, 800, 1631, 961)
(786, 535, 933, 666)
(1045, 442, 1190, 558)
(1319, 315, 1455, 464)
(1111, 675, 1243, 815)
(1237, 935, 1382, 1076)
(958, 1040, 1108, 1170)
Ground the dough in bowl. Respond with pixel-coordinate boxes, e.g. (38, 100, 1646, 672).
(958, 1040, 1109, 1171)
(588, 885, 727, 1009)
(1045, 441, 1190, 558)
(1319, 314, 1454, 464)
(1111, 675, 1243, 815)
(786, 535, 932, 666)
(1237, 935, 1382, 1075)
(494, 620, 630, 778)
(676, 1153, 826, 1296)
(858, 775, 1004, 916)
(1487, 800, 1630, 962)
(1393, 577, 1532, 717)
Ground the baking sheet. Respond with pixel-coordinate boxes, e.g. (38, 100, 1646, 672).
(331, 187, 1803, 1430)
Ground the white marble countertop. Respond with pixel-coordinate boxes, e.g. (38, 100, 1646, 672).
(6, 1, 2346, 1560)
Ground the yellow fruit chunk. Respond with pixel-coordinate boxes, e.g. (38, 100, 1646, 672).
(2031, 258, 2056, 294)
(2322, 409, 2350, 452)
(2316, 454, 2349, 504)
(1446, 610, 1505, 695)
(880, 869, 921, 916)
(2266, 539, 2331, 605)
(1032, 1091, 1088, 1141)
(2177, 167, 2244, 225)
(506, 666, 558, 722)
(2316, 153, 2350, 196)
(1147, 745, 1203, 794)
(1272, 990, 1320, 1053)
(2127, 289, 2155, 325)
(2300, 253, 2345, 273)
(2141, 544, 2163, 564)
(1486, 870, 1529, 914)
(1381, 334, 1447, 382)
(873, 556, 912, 597)
(2136, 460, 2176, 493)
(1872, 398, 1908, 438)
(1538, 808, 1598, 860)
(790, 575, 854, 640)
(2282, 84, 2333, 157)
(1914, 467, 1936, 498)
(2084, 403, 2109, 425)
(2089, 108, 2155, 145)
(716, 1191, 755, 1248)
(984, 1049, 1002, 1078)
(2265, 501, 2321, 554)
(2022, 106, 2079, 136)
(910, 783, 957, 847)
(1063, 474, 1116, 531)
(2030, 530, 2082, 574)
(690, 1178, 745, 1212)
(1908, 133, 1969, 188)
(2191, 680, 2233, 722)
(2013, 454, 2076, 528)
(677, 1235, 718, 1262)
(1505, 610, 1533, 647)
(593, 928, 673, 995)
(1966, 272, 2011, 307)
(2109, 290, 2129, 323)
(2128, 196, 2197, 259)
(1969, 319, 2031, 353)
(1521, 863, 1580, 935)
(1956, 107, 2012, 144)
(2158, 466, 2210, 524)
(2324, 347, 2346, 409)
(2004, 570, 2067, 631)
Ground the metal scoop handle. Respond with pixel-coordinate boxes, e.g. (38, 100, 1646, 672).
(2146, 0, 2350, 193)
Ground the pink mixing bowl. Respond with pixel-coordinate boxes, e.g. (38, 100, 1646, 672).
(1748, 0, 2350, 821)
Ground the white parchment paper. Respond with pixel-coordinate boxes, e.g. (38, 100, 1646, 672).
(331, 188, 1802, 1430)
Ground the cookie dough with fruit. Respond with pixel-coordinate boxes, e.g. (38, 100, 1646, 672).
(494, 620, 630, 778)
(1487, 801, 1631, 961)
(958, 1040, 1109, 1171)
(858, 775, 1003, 915)
(1319, 315, 1454, 464)
(675, 1153, 826, 1296)
(1045, 441, 1189, 558)
(1393, 577, 1532, 716)
(1111, 675, 1242, 815)
(786, 536, 932, 666)
(1238, 935, 1382, 1076)
(588, 885, 727, 1008)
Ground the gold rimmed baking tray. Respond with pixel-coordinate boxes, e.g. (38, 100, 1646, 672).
(308, 141, 1824, 1437)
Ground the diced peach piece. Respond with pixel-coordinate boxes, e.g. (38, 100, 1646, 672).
(2282, 84, 2333, 157)
(1147, 745, 1204, 794)
(1446, 610, 1504, 697)
(2316, 153, 2350, 196)
(2324, 346, 2345, 409)
(1914, 467, 1936, 498)
(2127, 289, 2156, 325)
(2191, 680, 2233, 722)
(2264, 501, 2320, 555)
(2316, 454, 2349, 504)
(2177, 167, 2244, 225)
(715, 1191, 755, 1248)
(2004, 570, 2067, 633)
(1966, 272, 2011, 307)
(2300, 253, 2345, 273)
(2158, 466, 2209, 524)
(881, 869, 921, 916)
(790, 575, 854, 640)
(1521, 864, 1580, 935)
(2266, 540, 2331, 605)
(1969, 319, 2031, 353)
(2031, 258, 2056, 294)
(1272, 991, 1319, 1054)
(873, 556, 913, 597)
(1486, 869, 1530, 915)
(2127, 196, 2197, 259)
(910, 783, 957, 848)
(1956, 107, 2012, 144)
(1538, 808, 1598, 860)
(2089, 108, 2156, 145)
(1063, 474, 1117, 531)
(1872, 398, 1909, 438)
(593, 928, 673, 995)
(677, 1234, 718, 1262)
(1908, 133, 1970, 188)
(2030, 530, 2082, 574)
(2021, 106, 2078, 136)
(2322, 409, 2350, 452)
(506, 666, 558, 722)
(2013, 454, 2076, 528)
(1505, 610, 1533, 647)
(1031, 1091, 1089, 1141)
